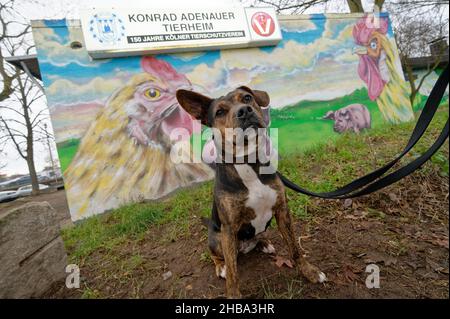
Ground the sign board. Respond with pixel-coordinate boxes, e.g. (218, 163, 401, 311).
(80, 7, 282, 58)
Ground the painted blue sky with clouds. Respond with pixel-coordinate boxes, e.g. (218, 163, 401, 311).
(32, 13, 401, 142)
(37, 12, 393, 95)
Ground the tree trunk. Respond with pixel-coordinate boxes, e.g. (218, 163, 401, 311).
(0, 49, 16, 102)
(24, 109, 39, 195)
(346, 0, 384, 14)
(409, 90, 417, 109)
(347, 0, 364, 13)
(402, 56, 418, 109)
(17, 72, 40, 195)
(374, 0, 385, 11)
(27, 144, 39, 195)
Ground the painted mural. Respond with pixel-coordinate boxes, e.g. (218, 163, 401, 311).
(32, 13, 415, 221)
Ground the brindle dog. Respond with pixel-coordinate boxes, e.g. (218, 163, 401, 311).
(176, 86, 326, 298)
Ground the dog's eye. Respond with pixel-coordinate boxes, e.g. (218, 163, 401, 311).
(215, 109, 226, 117)
(242, 94, 253, 104)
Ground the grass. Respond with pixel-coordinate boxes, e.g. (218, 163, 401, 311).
(262, 277, 303, 299)
(62, 103, 449, 266)
(63, 181, 213, 261)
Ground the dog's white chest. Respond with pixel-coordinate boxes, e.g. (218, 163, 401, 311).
(234, 164, 277, 234)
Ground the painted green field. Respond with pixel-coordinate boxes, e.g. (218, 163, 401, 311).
(57, 139, 80, 172)
(56, 88, 437, 172)
(271, 88, 378, 155)
(270, 87, 433, 156)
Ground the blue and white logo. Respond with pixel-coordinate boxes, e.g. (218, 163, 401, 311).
(89, 13, 125, 44)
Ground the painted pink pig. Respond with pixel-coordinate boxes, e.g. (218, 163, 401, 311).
(323, 104, 371, 134)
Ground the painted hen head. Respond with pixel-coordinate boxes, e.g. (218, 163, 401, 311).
(352, 15, 390, 100)
(125, 56, 195, 149)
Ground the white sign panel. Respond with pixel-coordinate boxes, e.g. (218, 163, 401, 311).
(80, 7, 282, 58)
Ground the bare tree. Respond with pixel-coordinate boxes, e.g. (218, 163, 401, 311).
(245, 0, 385, 13)
(0, 0, 46, 194)
(347, 0, 386, 12)
(247, 0, 329, 13)
(387, 0, 449, 57)
(398, 29, 447, 106)
(346, 0, 365, 12)
(1, 0, 35, 99)
(0, 67, 47, 194)
(0, 149, 7, 171)
(388, 0, 449, 13)
(403, 54, 447, 108)
(387, 0, 449, 106)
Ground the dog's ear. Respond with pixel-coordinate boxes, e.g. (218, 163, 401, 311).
(238, 86, 270, 107)
(176, 89, 213, 126)
(253, 90, 270, 107)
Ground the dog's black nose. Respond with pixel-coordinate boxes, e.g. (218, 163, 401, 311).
(236, 106, 253, 118)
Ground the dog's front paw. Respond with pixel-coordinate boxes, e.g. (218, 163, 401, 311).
(257, 239, 276, 254)
(300, 260, 327, 283)
(262, 243, 276, 254)
(318, 271, 327, 283)
(215, 264, 227, 279)
(227, 291, 242, 299)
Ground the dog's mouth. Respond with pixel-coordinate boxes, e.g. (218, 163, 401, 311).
(239, 116, 264, 131)
(242, 122, 260, 131)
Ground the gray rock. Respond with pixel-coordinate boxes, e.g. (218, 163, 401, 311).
(0, 202, 68, 298)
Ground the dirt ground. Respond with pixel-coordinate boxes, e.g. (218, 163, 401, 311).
(40, 166, 448, 299)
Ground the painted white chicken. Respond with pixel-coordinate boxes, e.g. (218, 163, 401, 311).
(353, 15, 414, 124)
(65, 56, 213, 220)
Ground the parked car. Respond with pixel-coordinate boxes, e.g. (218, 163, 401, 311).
(0, 176, 30, 191)
(0, 190, 19, 203)
(15, 184, 49, 197)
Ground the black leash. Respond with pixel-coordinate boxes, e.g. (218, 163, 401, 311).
(279, 65, 449, 199)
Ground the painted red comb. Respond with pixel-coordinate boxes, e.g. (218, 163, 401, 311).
(353, 14, 389, 45)
(141, 56, 187, 83)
